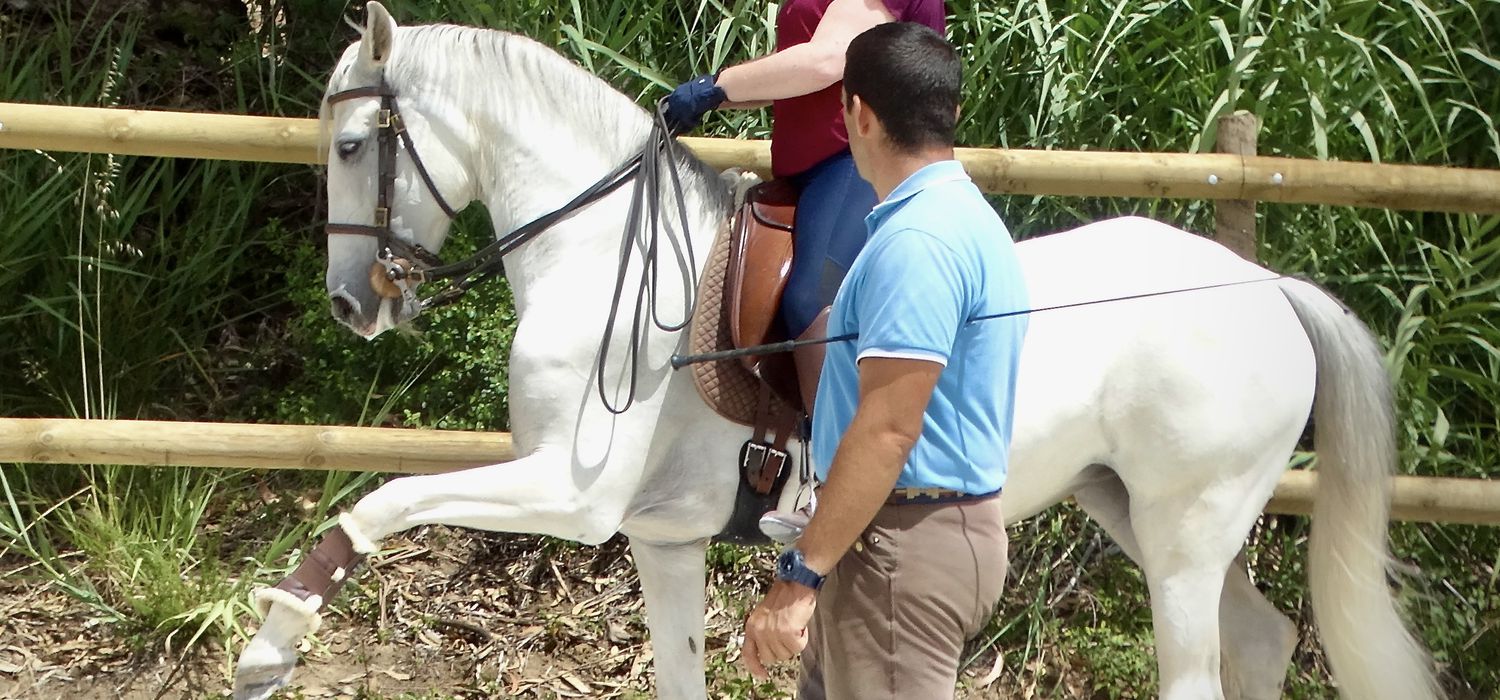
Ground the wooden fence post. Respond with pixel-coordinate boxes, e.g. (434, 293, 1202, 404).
(1216, 110, 1265, 577)
(1215, 110, 1261, 261)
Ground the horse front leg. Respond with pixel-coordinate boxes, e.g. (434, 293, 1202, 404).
(630, 537, 710, 700)
(234, 449, 628, 699)
(340, 447, 631, 545)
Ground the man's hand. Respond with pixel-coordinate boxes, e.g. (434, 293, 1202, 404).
(740, 580, 818, 678)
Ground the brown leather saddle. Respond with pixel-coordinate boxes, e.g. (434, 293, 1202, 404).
(687, 179, 828, 543)
(727, 180, 807, 408)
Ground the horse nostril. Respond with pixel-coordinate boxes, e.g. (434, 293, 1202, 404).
(330, 294, 356, 322)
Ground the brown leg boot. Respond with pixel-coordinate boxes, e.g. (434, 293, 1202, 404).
(255, 518, 370, 623)
(791, 306, 831, 415)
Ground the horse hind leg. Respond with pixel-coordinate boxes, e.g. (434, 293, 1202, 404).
(1076, 470, 1291, 700)
(629, 537, 710, 700)
(1218, 552, 1298, 700)
(1135, 466, 1291, 700)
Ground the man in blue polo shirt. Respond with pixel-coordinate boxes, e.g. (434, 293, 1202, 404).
(740, 21, 1029, 699)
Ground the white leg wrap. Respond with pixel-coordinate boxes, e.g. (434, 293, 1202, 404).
(338, 512, 380, 555)
(253, 587, 324, 634)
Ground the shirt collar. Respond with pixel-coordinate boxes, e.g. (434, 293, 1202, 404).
(866, 160, 971, 229)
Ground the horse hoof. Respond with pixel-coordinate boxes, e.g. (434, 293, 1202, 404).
(232, 638, 298, 700)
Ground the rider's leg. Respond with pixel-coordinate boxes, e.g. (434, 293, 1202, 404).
(779, 150, 877, 338)
(761, 151, 875, 541)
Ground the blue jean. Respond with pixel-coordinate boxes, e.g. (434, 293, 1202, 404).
(781, 150, 878, 338)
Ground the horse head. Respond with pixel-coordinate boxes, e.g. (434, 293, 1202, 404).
(321, 2, 479, 337)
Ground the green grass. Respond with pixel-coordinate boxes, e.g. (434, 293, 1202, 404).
(0, 0, 1497, 696)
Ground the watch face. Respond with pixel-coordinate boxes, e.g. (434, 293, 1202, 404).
(777, 550, 798, 578)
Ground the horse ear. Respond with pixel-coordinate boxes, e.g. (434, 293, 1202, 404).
(360, 1, 397, 69)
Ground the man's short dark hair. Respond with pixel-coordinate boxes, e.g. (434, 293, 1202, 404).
(843, 22, 960, 151)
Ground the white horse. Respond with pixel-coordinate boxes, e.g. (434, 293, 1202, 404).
(235, 5, 1440, 700)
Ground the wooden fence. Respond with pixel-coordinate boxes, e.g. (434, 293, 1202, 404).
(1, 101, 1497, 526)
(2, 419, 1496, 526)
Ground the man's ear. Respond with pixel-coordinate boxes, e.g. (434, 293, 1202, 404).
(850, 95, 875, 138)
(358, 1, 398, 70)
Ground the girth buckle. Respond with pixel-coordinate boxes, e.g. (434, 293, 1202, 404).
(740, 441, 789, 496)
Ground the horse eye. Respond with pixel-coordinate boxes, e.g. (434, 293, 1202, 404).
(336, 138, 363, 159)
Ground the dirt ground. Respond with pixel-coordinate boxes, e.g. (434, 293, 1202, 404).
(0, 526, 1018, 699)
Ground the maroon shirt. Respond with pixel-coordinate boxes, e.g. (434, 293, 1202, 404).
(771, 0, 946, 177)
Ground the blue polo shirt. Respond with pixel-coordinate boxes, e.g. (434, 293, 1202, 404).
(810, 160, 1028, 494)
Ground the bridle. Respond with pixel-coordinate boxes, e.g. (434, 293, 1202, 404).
(324, 81, 459, 285)
(322, 78, 647, 311)
(323, 76, 702, 413)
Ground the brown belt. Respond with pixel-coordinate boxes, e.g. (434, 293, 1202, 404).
(885, 487, 1000, 506)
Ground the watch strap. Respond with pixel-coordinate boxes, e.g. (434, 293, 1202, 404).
(776, 548, 825, 590)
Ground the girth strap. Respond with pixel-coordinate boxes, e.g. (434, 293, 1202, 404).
(741, 383, 798, 496)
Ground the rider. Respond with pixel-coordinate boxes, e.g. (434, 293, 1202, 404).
(663, 0, 947, 344)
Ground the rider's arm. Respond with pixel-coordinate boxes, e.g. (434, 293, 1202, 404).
(716, 0, 896, 106)
(795, 356, 941, 576)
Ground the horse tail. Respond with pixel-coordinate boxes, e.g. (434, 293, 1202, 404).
(1276, 278, 1442, 700)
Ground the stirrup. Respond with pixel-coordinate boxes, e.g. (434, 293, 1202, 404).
(758, 498, 815, 545)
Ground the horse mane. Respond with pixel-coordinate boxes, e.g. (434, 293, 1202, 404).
(391, 25, 635, 142)
(325, 23, 731, 215)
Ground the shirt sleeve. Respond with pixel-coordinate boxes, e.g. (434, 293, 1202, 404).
(879, 0, 912, 18)
(854, 230, 971, 366)
(881, 0, 946, 29)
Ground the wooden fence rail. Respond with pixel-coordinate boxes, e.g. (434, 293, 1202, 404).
(3, 102, 1500, 214)
(1, 419, 1497, 526)
(0, 419, 514, 475)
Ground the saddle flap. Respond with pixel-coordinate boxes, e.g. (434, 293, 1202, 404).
(687, 216, 799, 427)
(727, 181, 797, 354)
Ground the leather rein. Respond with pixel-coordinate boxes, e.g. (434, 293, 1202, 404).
(324, 78, 700, 413)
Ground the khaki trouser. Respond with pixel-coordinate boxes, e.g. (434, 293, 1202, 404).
(797, 496, 1008, 700)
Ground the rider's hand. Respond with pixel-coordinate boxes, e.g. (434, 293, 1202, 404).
(663, 74, 727, 134)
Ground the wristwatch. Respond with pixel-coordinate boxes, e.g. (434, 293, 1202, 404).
(775, 547, 826, 590)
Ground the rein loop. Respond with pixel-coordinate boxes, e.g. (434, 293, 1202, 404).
(591, 100, 701, 414)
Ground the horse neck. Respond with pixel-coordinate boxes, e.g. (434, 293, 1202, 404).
(484, 155, 731, 318)
(445, 36, 730, 314)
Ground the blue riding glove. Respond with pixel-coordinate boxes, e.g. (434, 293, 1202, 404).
(663, 74, 728, 134)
